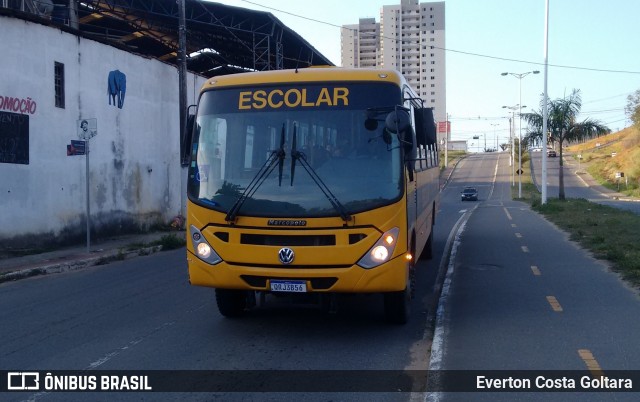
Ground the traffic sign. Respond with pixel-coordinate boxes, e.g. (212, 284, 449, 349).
(67, 140, 86, 156)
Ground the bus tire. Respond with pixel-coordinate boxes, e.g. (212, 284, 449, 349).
(420, 230, 433, 260)
(384, 287, 410, 324)
(215, 289, 247, 318)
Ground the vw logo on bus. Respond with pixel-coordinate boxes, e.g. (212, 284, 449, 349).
(278, 247, 295, 265)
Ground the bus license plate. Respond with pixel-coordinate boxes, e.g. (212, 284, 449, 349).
(270, 280, 307, 293)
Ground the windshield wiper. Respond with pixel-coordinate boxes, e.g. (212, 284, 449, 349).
(225, 124, 286, 223)
(290, 123, 352, 224)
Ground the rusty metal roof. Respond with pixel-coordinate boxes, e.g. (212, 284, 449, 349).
(4, 0, 334, 76)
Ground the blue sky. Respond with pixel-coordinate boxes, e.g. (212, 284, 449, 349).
(211, 0, 640, 147)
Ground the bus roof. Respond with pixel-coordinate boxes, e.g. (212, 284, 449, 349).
(200, 67, 405, 91)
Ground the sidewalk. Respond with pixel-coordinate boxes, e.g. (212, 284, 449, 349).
(0, 231, 185, 284)
(529, 151, 638, 202)
(563, 153, 638, 201)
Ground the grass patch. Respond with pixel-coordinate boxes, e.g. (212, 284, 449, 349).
(514, 149, 640, 287)
(568, 127, 640, 197)
(440, 150, 466, 170)
(532, 199, 640, 286)
(151, 234, 186, 250)
(521, 193, 640, 288)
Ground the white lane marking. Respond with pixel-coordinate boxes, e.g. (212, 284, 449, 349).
(424, 212, 471, 402)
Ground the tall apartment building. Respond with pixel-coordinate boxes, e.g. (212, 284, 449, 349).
(341, 18, 380, 68)
(341, 0, 446, 141)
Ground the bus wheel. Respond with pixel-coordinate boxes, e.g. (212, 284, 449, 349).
(215, 289, 247, 318)
(420, 230, 433, 260)
(384, 287, 411, 324)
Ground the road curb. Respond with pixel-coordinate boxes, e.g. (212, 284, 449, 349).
(0, 245, 164, 284)
(440, 156, 465, 191)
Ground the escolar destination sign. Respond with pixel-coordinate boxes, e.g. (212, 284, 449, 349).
(238, 87, 349, 110)
(200, 83, 399, 114)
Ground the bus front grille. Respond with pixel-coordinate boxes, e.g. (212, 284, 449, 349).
(240, 234, 335, 246)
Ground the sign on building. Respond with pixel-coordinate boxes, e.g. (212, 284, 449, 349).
(77, 118, 97, 140)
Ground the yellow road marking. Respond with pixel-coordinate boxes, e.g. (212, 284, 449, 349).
(521, 246, 529, 253)
(531, 266, 541, 276)
(546, 296, 563, 312)
(578, 349, 605, 377)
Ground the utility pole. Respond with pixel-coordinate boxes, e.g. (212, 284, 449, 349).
(503, 105, 520, 186)
(444, 113, 448, 167)
(501, 71, 539, 198)
(541, 0, 550, 205)
(178, 0, 187, 146)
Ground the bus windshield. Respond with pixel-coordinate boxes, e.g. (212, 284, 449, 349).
(187, 82, 403, 218)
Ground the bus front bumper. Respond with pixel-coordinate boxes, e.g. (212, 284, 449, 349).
(187, 251, 408, 293)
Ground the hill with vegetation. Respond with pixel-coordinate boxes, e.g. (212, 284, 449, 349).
(567, 126, 640, 197)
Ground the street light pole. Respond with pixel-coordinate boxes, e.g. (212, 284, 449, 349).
(542, 0, 550, 205)
(502, 105, 521, 187)
(502, 71, 539, 198)
(490, 123, 499, 151)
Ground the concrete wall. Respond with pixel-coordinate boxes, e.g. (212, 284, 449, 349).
(0, 16, 206, 248)
(447, 140, 468, 152)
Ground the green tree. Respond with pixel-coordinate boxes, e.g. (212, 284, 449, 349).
(522, 89, 610, 200)
(626, 89, 640, 129)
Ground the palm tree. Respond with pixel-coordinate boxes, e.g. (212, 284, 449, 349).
(521, 89, 610, 200)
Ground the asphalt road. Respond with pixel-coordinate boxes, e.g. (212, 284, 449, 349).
(429, 152, 640, 401)
(3, 152, 639, 401)
(0, 185, 461, 401)
(530, 151, 640, 214)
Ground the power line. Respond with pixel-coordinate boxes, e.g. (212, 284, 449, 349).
(238, 0, 640, 75)
(583, 92, 632, 104)
(433, 46, 640, 75)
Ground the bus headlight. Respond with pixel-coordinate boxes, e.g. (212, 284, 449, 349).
(190, 225, 222, 265)
(371, 246, 389, 261)
(197, 242, 212, 259)
(357, 227, 400, 269)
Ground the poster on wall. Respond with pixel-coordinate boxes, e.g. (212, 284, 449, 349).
(77, 118, 97, 140)
(0, 111, 29, 165)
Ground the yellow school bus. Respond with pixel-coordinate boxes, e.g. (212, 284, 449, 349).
(186, 67, 439, 323)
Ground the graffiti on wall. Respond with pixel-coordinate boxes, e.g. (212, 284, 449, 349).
(108, 70, 127, 109)
(0, 111, 29, 164)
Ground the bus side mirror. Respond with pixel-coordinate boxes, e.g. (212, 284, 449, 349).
(181, 105, 197, 166)
(385, 109, 411, 134)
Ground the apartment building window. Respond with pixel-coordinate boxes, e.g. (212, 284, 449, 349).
(54, 62, 65, 108)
